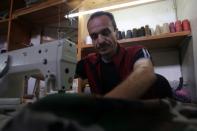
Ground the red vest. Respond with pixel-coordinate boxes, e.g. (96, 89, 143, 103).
(83, 45, 144, 94)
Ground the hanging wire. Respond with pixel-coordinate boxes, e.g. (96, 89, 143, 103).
(64, 0, 84, 23)
(68, 0, 84, 14)
(173, 0, 178, 20)
(57, 5, 61, 40)
(61, 1, 79, 35)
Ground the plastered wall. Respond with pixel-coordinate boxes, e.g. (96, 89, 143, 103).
(176, 0, 197, 101)
(112, 0, 176, 31)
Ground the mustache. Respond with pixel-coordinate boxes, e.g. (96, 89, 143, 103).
(96, 42, 110, 49)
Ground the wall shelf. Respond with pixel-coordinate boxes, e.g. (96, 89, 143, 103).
(12, 0, 66, 19)
(0, 19, 9, 23)
(0, 0, 80, 50)
(81, 31, 191, 50)
(0, 19, 9, 33)
(0, 19, 8, 35)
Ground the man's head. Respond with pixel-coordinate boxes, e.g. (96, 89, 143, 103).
(87, 11, 118, 61)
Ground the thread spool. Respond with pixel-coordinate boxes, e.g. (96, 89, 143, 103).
(169, 22, 176, 33)
(121, 31, 126, 39)
(150, 28, 155, 36)
(132, 28, 137, 38)
(182, 19, 191, 31)
(126, 30, 132, 38)
(116, 31, 122, 40)
(145, 25, 151, 36)
(162, 23, 170, 33)
(155, 25, 161, 35)
(136, 29, 140, 37)
(140, 26, 145, 36)
(175, 20, 182, 32)
(137, 28, 142, 37)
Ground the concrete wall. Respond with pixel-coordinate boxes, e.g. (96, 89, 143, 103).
(176, 0, 197, 101)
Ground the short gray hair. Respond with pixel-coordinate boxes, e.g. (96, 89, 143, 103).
(87, 11, 117, 30)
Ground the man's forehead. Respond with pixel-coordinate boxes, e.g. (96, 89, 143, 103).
(88, 15, 113, 32)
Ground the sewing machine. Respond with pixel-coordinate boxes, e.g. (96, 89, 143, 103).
(0, 39, 77, 108)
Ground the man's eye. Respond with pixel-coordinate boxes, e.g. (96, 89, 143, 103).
(101, 28, 111, 36)
(90, 33, 98, 40)
(90, 28, 111, 40)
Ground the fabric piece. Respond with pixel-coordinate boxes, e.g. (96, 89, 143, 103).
(1, 106, 104, 131)
(0, 114, 12, 130)
(2, 94, 197, 131)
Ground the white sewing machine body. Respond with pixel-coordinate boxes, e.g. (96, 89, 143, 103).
(0, 39, 77, 101)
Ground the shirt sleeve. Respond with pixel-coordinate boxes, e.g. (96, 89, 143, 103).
(133, 48, 152, 63)
(75, 59, 87, 79)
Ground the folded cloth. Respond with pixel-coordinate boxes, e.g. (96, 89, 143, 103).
(1, 94, 197, 131)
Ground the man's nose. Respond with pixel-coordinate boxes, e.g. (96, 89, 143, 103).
(97, 34, 105, 43)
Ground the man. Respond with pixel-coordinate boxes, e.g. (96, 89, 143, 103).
(75, 11, 172, 100)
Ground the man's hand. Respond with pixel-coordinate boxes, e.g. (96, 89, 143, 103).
(105, 58, 156, 100)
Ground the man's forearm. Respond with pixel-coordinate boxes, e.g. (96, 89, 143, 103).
(105, 59, 156, 100)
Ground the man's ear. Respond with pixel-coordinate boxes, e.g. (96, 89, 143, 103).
(114, 28, 118, 37)
(114, 28, 118, 32)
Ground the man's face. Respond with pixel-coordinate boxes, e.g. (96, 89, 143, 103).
(87, 15, 117, 57)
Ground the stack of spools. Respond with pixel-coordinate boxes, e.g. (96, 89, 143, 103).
(117, 25, 152, 40)
(175, 20, 182, 32)
(169, 22, 176, 33)
(154, 19, 191, 35)
(116, 19, 191, 40)
(169, 19, 191, 33)
(182, 19, 191, 31)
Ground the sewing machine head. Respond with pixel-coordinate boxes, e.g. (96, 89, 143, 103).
(0, 39, 77, 102)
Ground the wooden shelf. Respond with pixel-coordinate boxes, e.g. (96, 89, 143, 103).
(81, 31, 191, 50)
(12, 0, 67, 19)
(12, 6, 69, 25)
(11, 0, 81, 26)
(0, 19, 8, 34)
(0, 18, 9, 24)
(0, 0, 10, 11)
(1, 0, 80, 51)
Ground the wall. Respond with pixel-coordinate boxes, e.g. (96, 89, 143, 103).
(150, 49, 181, 82)
(112, 0, 176, 31)
(176, 0, 197, 101)
(81, 0, 176, 40)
